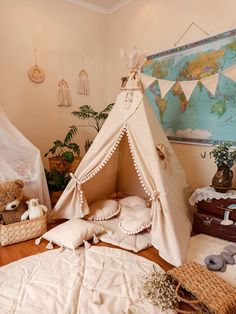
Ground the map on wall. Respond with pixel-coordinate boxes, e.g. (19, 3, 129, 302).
(142, 28, 236, 145)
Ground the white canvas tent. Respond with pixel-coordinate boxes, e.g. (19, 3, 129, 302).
(0, 106, 51, 210)
(51, 54, 193, 266)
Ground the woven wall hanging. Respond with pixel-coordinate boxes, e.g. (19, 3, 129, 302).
(77, 56, 89, 95)
(57, 65, 72, 107)
(28, 47, 45, 83)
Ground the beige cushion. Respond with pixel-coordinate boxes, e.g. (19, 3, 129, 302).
(119, 209, 152, 235)
(119, 195, 147, 208)
(119, 196, 147, 219)
(86, 199, 121, 221)
(42, 219, 104, 249)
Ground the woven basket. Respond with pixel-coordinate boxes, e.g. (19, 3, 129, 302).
(168, 262, 236, 314)
(49, 156, 81, 173)
(0, 215, 47, 246)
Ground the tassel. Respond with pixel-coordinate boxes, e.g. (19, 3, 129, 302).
(60, 246, 65, 253)
(35, 237, 42, 245)
(83, 240, 91, 249)
(46, 241, 54, 250)
(92, 290, 102, 304)
(93, 234, 99, 244)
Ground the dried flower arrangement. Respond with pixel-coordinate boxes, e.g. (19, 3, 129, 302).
(140, 266, 177, 311)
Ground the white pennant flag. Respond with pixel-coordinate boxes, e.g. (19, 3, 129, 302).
(222, 64, 236, 83)
(158, 79, 175, 98)
(179, 80, 198, 101)
(140, 73, 156, 90)
(200, 73, 219, 96)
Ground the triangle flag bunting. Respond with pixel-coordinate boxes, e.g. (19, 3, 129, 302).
(158, 79, 175, 98)
(140, 73, 156, 90)
(200, 73, 220, 96)
(179, 80, 198, 101)
(222, 64, 236, 83)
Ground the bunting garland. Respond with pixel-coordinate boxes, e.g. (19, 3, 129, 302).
(222, 64, 236, 82)
(158, 79, 176, 98)
(179, 80, 198, 101)
(154, 63, 236, 102)
(200, 73, 219, 96)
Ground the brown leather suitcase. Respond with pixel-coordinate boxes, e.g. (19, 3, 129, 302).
(193, 210, 236, 243)
(197, 199, 236, 220)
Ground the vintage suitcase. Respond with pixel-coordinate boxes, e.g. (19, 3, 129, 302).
(193, 210, 236, 243)
(197, 199, 236, 220)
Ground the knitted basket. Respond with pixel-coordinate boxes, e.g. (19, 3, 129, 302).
(168, 262, 236, 314)
(0, 215, 47, 246)
(49, 156, 81, 173)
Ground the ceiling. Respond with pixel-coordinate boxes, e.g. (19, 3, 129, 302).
(68, 0, 131, 14)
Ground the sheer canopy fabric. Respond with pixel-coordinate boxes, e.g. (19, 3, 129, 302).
(0, 106, 51, 209)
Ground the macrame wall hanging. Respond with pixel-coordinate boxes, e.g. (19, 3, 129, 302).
(28, 47, 45, 83)
(57, 65, 72, 107)
(77, 56, 89, 95)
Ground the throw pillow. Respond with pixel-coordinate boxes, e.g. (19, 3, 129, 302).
(38, 219, 104, 249)
(86, 199, 121, 221)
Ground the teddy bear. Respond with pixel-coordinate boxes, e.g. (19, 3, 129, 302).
(21, 198, 48, 221)
(204, 244, 236, 272)
(0, 179, 27, 225)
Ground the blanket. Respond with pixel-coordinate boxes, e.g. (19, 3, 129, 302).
(0, 246, 175, 314)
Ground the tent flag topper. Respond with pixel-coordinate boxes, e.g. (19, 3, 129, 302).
(77, 56, 89, 95)
(57, 65, 72, 107)
(51, 48, 192, 267)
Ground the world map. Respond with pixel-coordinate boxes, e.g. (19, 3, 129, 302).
(142, 29, 236, 145)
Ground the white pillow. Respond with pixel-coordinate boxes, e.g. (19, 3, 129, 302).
(40, 219, 104, 249)
(119, 209, 152, 235)
(86, 199, 121, 221)
(119, 196, 147, 219)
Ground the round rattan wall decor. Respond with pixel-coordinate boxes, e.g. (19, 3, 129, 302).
(28, 65, 45, 83)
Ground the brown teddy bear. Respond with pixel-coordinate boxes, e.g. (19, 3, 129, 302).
(0, 179, 27, 225)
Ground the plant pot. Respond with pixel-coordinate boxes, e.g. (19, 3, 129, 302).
(49, 156, 81, 173)
(50, 190, 64, 208)
(212, 165, 233, 193)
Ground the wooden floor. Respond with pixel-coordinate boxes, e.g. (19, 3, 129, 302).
(0, 223, 173, 271)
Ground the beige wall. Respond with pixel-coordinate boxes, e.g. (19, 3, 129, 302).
(106, 0, 236, 188)
(0, 0, 108, 167)
(1, 0, 236, 188)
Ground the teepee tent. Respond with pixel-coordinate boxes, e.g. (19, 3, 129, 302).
(0, 106, 51, 210)
(51, 52, 192, 266)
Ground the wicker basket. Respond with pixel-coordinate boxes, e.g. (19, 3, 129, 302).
(0, 215, 47, 246)
(168, 262, 236, 314)
(49, 156, 81, 173)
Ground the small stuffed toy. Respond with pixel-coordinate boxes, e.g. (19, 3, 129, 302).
(0, 179, 27, 225)
(204, 244, 236, 272)
(21, 198, 48, 220)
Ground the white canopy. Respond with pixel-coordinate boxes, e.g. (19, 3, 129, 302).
(0, 106, 51, 210)
(51, 59, 193, 266)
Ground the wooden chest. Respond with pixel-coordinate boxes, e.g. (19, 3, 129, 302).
(193, 210, 236, 243)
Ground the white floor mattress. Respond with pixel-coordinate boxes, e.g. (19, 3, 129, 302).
(0, 246, 174, 314)
(186, 234, 236, 287)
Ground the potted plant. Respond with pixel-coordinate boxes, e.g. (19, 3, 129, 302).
(71, 103, 114, 152)
(44, 125, 81, 174)
(201, 142, 236, 192)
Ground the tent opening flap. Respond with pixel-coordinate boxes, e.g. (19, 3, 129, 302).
(82, 134, 147, 205)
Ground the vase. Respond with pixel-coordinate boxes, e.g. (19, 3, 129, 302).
(212, 165, 233, 193)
